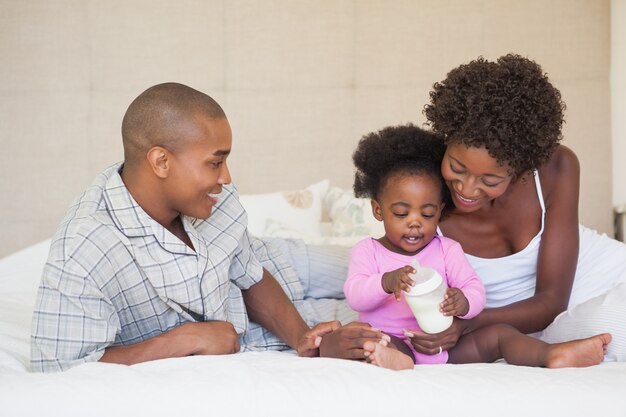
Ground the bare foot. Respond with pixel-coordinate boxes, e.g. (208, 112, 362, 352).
(363, 341, 414, 370)
(546, 333, 612, 368)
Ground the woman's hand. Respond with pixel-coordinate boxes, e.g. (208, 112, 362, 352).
(403, 318, 467, 355)
(318, 322, 390, 360)
(381, 266, 415, 301)
(440, 288, 469, 317)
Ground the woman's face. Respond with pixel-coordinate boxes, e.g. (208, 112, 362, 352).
(441, 143, 512, 213)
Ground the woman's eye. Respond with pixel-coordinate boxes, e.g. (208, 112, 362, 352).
(450, 163, 464, 174)
(481, 179, 500, 187)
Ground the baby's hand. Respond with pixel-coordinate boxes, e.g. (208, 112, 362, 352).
(440, 288, 469, 317)
(381, 266, 415, 301)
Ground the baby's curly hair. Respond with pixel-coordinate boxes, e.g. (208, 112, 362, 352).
(352, 124, 451, 213)
(423, 54, 566, 178)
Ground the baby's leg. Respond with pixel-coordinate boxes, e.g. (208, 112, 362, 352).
(448, 324, 611, 368)
(363, 341, 414, 370)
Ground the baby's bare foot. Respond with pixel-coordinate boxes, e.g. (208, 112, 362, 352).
(363, 341, 414, 370)
(546, 333, 612, 368)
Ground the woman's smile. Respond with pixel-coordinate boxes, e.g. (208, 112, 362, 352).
(452, 191, 481, 208)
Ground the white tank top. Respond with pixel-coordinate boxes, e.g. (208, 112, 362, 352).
(439, 172, 626, 308)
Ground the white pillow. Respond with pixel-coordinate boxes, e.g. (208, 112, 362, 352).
(324, 186, 385, 238)
(538, 281, 626, 362)
(239, 180, 329, 238)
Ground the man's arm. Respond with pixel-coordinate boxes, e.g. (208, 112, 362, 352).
(242, 268, 390, 359)
(242, 268, 310, 350)
(99, 321, 240, 365)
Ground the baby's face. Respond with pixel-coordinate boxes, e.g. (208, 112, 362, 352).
(373, 173, 443, 256)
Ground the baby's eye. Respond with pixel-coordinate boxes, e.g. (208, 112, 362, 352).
(392, 212, 408, 218)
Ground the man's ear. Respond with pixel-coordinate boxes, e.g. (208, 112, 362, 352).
(371, 199, 383, 221)
(146, 146, 170, 179)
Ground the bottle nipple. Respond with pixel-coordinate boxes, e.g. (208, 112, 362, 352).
(409, 260, 429, 284)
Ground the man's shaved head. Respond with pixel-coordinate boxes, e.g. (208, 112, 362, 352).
(122, 83, 226, 165)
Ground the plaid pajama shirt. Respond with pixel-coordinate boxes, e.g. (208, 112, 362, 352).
(31, 163, 266, 372)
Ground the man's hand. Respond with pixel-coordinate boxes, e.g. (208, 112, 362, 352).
(181, 321, 241, 355)
(440, 287, 469, 317)
(318, 322, 390, 360)
(381, 265, 415, 301)
(296, 320, 342, 357)
(100, 320, 240, 366)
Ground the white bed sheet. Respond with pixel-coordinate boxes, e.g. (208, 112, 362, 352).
(1, 240, 626, 417)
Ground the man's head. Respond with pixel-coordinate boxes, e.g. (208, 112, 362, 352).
(122, 82, 226, 164)
(121, 83, 232, 221)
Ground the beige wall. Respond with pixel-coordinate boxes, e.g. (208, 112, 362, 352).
(0, 0, 612, 257)
(612, 0, 626, 207)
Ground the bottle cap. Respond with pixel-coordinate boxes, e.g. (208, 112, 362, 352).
(405, 263, 443, 296)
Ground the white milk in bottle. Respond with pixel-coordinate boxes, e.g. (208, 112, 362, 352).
(403, 260, 453, 334)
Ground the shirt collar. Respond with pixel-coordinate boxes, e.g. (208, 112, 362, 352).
(102, 163, 198, 255)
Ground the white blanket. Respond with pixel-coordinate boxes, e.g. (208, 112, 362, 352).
(2, 240, 626, 417)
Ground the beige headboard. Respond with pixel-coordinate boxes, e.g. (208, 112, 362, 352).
(0, 1, 612, 257)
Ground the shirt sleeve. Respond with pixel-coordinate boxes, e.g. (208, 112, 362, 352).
(215, 185, 263, 289)
(229, 226, 264, 290)
(442, 240, 486, 319)
(343, 239, 391, 312)
(31, 239, 120, 372)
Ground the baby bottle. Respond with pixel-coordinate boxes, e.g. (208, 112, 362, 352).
(403, 260, 453, 334)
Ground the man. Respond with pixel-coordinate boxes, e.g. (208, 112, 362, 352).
(31, 83, 382, 372)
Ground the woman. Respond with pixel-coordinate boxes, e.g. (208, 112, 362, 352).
(403, 54, 626, 361)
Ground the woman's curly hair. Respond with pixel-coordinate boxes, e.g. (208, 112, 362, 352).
(352, 124, 451, 214)
(423, 54, 566, 178)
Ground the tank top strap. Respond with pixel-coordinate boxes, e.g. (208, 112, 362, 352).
(532, 170, 546, 234)
(437, 171, 546, 237)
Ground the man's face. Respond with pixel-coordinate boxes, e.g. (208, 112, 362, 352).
(165, 116, 233, 220)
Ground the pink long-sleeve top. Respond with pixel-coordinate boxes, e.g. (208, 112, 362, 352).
(344, 236, 486, 363)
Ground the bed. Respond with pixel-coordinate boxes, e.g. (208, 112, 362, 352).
(1, 181, 625, 417)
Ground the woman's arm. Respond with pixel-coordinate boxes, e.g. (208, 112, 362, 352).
(470, 146, 580, 333)
(407, 146, 581, 354)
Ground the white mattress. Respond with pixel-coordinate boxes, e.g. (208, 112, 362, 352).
(2, 240, 626, 417)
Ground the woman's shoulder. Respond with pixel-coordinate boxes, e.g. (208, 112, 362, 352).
(541, 144, 579, 172)
(431, 235, 464, 253)
(537, 145, 580, 197)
